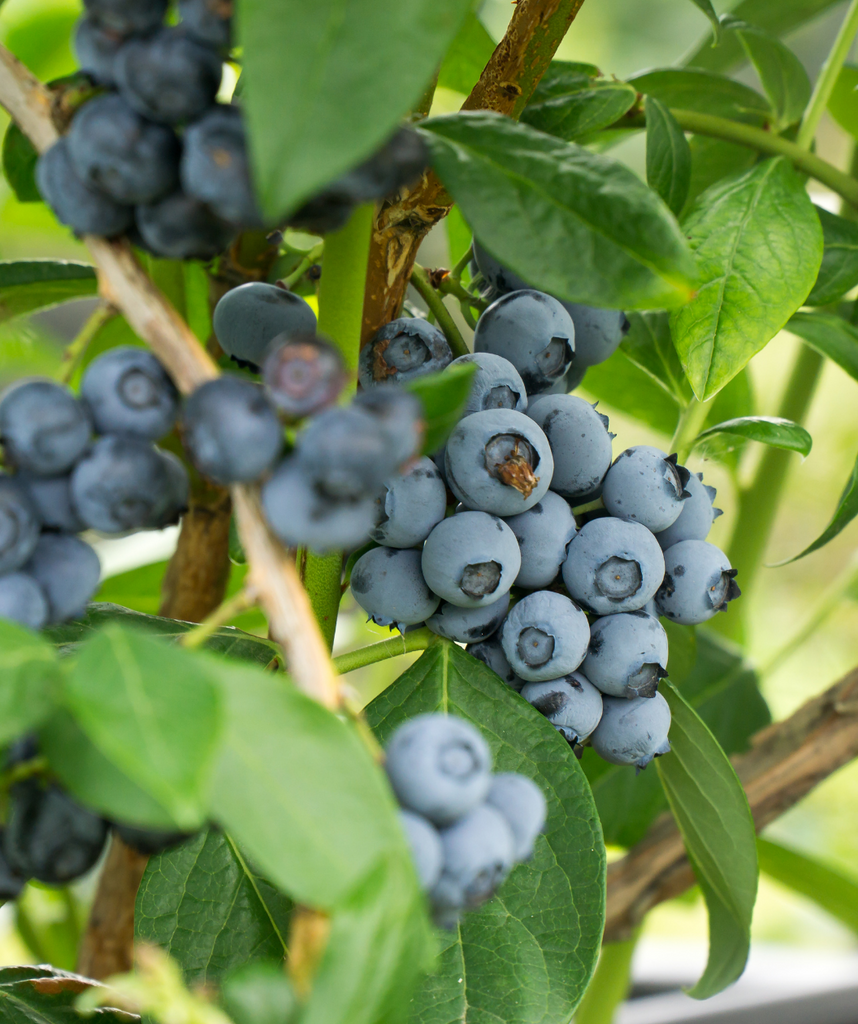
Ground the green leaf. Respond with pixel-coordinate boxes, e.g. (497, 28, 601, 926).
(64, 624, 223, 829)
(725, 19, 811, 129)
(136, 829, 292, 985)
(0, 966, 137, 1024)
(628, 68, 772, 124)
(95, 563, 170, 617)
(670, 157, 823, 400)
(656, 682, 758, 999)
(521, 77, 637, 141)
(787, 310, 858, 381)
(646, 98, 691, 216)
(776, 449, 858, 562)
(619, 310, 691, 405)
(406, 361, 477, 453)
(827, 62, 858, 140)
(0, 260, 97, 323)
(686, 136, 759, 211)
(757, 836, 858, 935)
(422, 111, 698, 309)
(221, 963, 298, 1024)
(366, 642, 606, 1024)
(0, 621, 62, 747)
(581, 350, 681, 438)
(687, 0, 721, 36)
(693, 415, 812, 457)
(2, 124, 39, 202)
(805, 207, 858, 306)
(436, 10, 495, 96)
(238, 0, 473, 218)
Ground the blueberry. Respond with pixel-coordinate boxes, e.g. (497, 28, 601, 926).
(472, 238, 529, 294)
(149, 449, 190, 529)
(36, 138, 134, 238)
(116, 28, 223, 124)
(352, 388, 424, 468)
(0, 380, 91, 478)
(0, 573, 49, 630)
(520, 671, 604, 745)
(71, 435, 175, 533)
(68, 95, 180, 205)
(74, 17, 125, 86)
(178, 0, 232, 50)
(655, 471, 722, 549)
(526, 394, 614, 501)
(501, 590, 590, 682)
(602, 446, 691, 533)
(385, 713, 492, 826)
(445, 409, 554, 516)
(182, 106, 261, 227)
(350, 547, 440, 629)
(466, 636, 525, 691)
(562, 518, 665, 615)
(263, 335, 346, 421)
(0, 477, 41, 575)
(656, 540, 740, 625)
(262, 459, 376, 555)
(583, 611, 668, 699)
(474, 290, 575, 396)
(560, 305, 629, 368)
(427, 593, 509, 644)
(83, 0, 168, 34)
(485, 772, 547, 861)
(182, 377, 283, 485)
(371, 457, 447, 549)
(135, 189, 235, 260)
(422, 511, 520, 609)
(214, 282, 318, 367)
(504, 490, 577, 590)
(4, 780, 108, 885)
(0, 830, 28, 900)
(399, 810, 443, 891)
(590, 692, 671, 769)
(431, 804, 515, 925)
(113, 824, 191, 855)
(359, 319, 452, 389)
(447, 352, 527, 416)
(81, 346, 179, 440)
(24, 534, 101, 623)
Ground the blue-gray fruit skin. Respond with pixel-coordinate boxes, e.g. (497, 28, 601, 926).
(602, 446, 691, 533)
(655, 471, 722, 550)
(178, 0, 232, 49)
(560, 304, 629, 368)
(0, 478, 40, 576)
(74, 18, 124, 86)
(542, 360, 587, 396)
(448, 352, 527, 416)
(352, 388, 424, 469)
(83, 0, 168, 34)
(501, 590, 590, 682)
(263, 336, 346, 421)
(562, 518, 665, 616)
(504, 490, 576, 590)
(472, 238, 529, 294)
(359, 319, 452, 389)
(149, 449, 190, 529)
(427, 593, 509, 644)
(527, 394, 613, 501)
(445, 408, 554, 516)
(385, 714, 492, 826)
(590, 692, 671, 770)
(24, 534, 101, 623)
(422, 511, 521, 609)
(466, 636, 525, 691)
(37, 139, 134, 238)
(81, 346, 179, 440)
(399, 810, 443, 891)
(474, 290, 576, 396)
(136, 190, 235, 260)
(485, 772, 547, 861)
(214, 282, 317, 367)
(116, 28, 223, 124)
(0, 380, 91, 477)
(0, 829, 28, 901)
(521, 672, 603, 745)
(68, 95, 180, 205)
(261, 458, 377, 555)
(182, 106, 261, 227)
(656, 540, 740, 625)
(583, 611, 668, 699)
(371, 457, 447, 549)
(350, 547, 440, 629)
(0, 573, 49, 630)
(182, 377, 282, 485)
(431, 804, 515, 927)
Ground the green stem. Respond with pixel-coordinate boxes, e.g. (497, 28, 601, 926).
(333, 628, 435, 675)
(180, 588, 254, 649)
(410, 265, 469, 357)
(796, 0, 858, 150)
(669, 398, 710, 463)
(282, 242, 324, 290)
(575, 933, 640, 1024)
(439, 274, 489, 313)
(299, 550, 343, 651)
(450, 244, 474, 282)
(58, 302, 116, 385)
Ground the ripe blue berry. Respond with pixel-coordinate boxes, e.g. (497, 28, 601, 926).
(0, 830, 28, 900)
(602, 446, 691, 533)
(562, 518, 665, 615)
(0, 573, 49, 630)
(371, 457, 447, 549)
(81, 346, 179, 440)
(182, 106, 260, 227)
(504, 490, 577, 590)
(590, 693, 672, 769)
(214, 282, 318, 368)
(472, 238, 528, 294)
(655, 471, 722, 549)
(359, 319, 452, 389)
(501, 590, 590, 682)
(399, 810, 443, 891)
(0, 380, 91, 477)
(560, 304, 629, 368)
(485, 773, 547, 861)
(83, 0, 168, 34)
(74, 17, 124, 86)
(583, 611, 668, 699)
(352, 388, 424, 468)
(149, 449, 190, 529)
(521, 672, 604, 745)
(466, 636, 525, 690)
(178, 0, 232, 50)
(422, 511, 521, 608)
(427, 593, 509, 644)
(136, 190, 235, 260)
(447, 352, 527, 415)
(526, 394, 614, 501)
(0, 479, 41, 575)
(263, 335, 346, 421)
(350, 547, 440, 629)
(656, 540, 740, 625)
(24, 534, 101, 623)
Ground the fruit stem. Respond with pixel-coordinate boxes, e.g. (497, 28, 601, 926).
(438, 272, 489, 313)
(670, 397, 711, 464)
(449, 243, 474, 282)
(796, 0, 858, 150)
(58, 302, 116, 385)
(179, 587, 255, 649)
(281, 242, 324, 290)
(333, 628, 436, 674)
(410, 264, 470, 357)
(574, 932, 640, 1024)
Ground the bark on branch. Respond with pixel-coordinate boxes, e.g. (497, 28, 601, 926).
(604, 666, 858, 941)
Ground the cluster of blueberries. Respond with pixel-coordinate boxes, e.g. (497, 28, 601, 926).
(387, 714, 546, 927)
(36, 0, 429, 256)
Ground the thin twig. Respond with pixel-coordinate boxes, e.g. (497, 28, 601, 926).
(58, 302, 116, 385)
(410, 265, 469, 357)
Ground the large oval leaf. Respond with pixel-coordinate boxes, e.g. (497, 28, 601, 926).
(628, 68, 772, 124)
(0, 260, 97, 323)
(422, 111, 698, 309)
(787, 310, 858, 382)
(366, 641, 605, 1024)
(522, 78, 637, 141)
(776, 449, 858, 563)
(646, 97, 691, 217)
(725, 19, 811, 129)
(693, 415, 812, 457)
(806, 207, 858, 306)
(670, 157, 823, 400)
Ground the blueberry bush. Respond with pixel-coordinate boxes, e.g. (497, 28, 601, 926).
(0, 0, 856, 1022)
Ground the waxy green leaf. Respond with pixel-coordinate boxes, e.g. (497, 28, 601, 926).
(776, 449, 858, 563)
(0, 260, 97, 323)
(788, 310, 858, 382)
(406, 361, 477, 453)
(437, 10, 495, 96)
(0, 966, 137, 1024)
(0, 621, 61, 747)
(827, 62, 858, 141)
(646, 98, 692, 216)
(724, 19, 811, 128)
(628, 68, 772, 124)
(693, 415, 812, 457)
(522, 76, 637, 140)
(806, 207, 858, 306)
